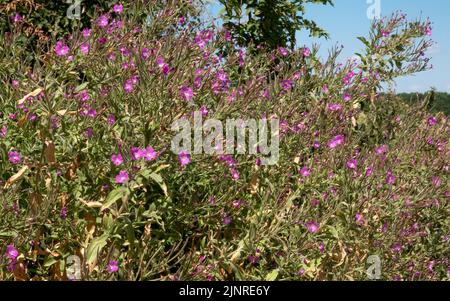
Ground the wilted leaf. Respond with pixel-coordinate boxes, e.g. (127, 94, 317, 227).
(44, 140, 56, 164)
(4, 165, 29, 189)
(18, 114, 28, 128)
(249, 173, 259, 194)
(29, 192, 42, 216)
(56, 110, 77, 116)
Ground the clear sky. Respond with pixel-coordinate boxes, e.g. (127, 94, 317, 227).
(207, 0, 450, 93)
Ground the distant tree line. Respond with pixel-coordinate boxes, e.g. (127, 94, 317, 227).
(397, 90, 450, 115)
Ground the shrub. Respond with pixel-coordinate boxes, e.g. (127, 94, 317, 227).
(0, 2, 448, 280)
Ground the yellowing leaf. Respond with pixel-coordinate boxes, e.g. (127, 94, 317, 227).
(56, 110, 77, 116)
(265, 269, 279, 281)
(250, 173, 259, 194)
(17, 88, 43, 105)
(4, 166, 29, 189)
(44, 140, 56, 164)
(18, 114, 29, 128)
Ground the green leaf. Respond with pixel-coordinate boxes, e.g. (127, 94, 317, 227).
(139, 170, 168, 196)
(327, 225, 340, 239)
(86, 233, 109, 265)
(0, 231, 17, 237)
(75, 82, 89, 93)
(357, 36, 370, 48)
(265, 269, 279, 281)
(44, 257, 59, 267)
(101, 187, 130, 211)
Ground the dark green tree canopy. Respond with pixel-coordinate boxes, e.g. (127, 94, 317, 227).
(219, 0, 333, 50)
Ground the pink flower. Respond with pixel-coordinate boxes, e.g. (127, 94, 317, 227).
(180, 86, 193, 101)
(178, 151, 191, 166)
(355, 213, 364, 225)
(375, 145, 388, 155)
(346, 159, 358, 170)
(141, 48, 151, 59)
(327, 135, 344, 149)
(200, 105, 208, 117)
(107, 114, 116, 126)
(278, 47, 289, 56)
(156, 57, 171, 75)
(115, 170, 129, 184)
(343, 93, 351, 101)
(80, 42, 90, 54)
(239, 49, 245, 67)
(328, 103, 342, 112)
(106, 260, 119, 273)
(6, 245, 19, 260)
(1, 126, 7, 138)
(113, 3, 123, 13)
(144, 147, 157, 161)
(11, 13, 22, 23)
(299, 167, 311, 177)
(231, 168, 240, 180)
(281, 80, 293, 91)
(84, 127, 93, 138)
(97, 15, 109, 28)
(223, 215, 232, 225)
(365, 166, 374, 177)
(427, 116, 438, 126)
(8, 151, 21, 164)
(386, 171, 396, 185)
(302, 47, 311, 57)
(123, 80, 134, 93)
(131, 147, 146, 160)
(82, 28, 91, 38)
(60, 207, 68, 219)
(431, 176, 441, 187)
(54, 41, 70, 56)
(111, 153, 124, 166)
(306, 221, 319, 233)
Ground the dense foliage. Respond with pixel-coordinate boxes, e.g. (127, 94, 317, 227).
(398, 91, 450, 116)
(219, 0, 333, 50)
(0, 1, 448, 281)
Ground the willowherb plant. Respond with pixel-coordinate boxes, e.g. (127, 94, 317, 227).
(0, 2, 448, 281)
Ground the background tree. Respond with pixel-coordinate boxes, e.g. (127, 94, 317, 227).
(219, 0, 333, 50)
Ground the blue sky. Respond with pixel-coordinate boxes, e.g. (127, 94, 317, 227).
(206, 0, 450, 93)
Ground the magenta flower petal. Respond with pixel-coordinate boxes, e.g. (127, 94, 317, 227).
(327, 135, 345, 149)
(306, 221, 319, 233)
(111, 154, 124, 166)
(106, 260, 119, 273)
(6, 245, 19, 260)
(178, 151, 191, 167)
(8, 151, 21, 164)
(115, 170, 129, 184)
